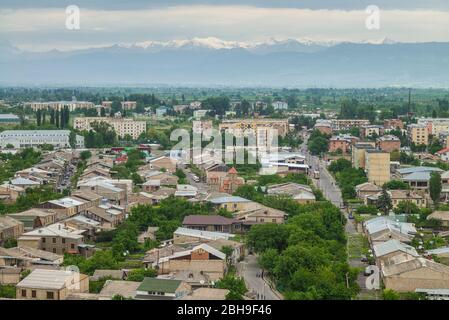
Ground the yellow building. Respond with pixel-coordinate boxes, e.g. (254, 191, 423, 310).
(407, 124, 428, 146)
(16, 269, 89, 300)
(365, 149, 390, 186)
(73, 117, 146, 139)
(352, 143, 375, 169)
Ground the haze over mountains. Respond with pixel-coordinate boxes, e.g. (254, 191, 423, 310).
(1, 37, 448, 87)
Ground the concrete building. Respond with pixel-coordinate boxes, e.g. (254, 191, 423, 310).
(360, 125, 383, 139)
(135, 278, 191, 300)
(73, 117, 146, 140)
(28, 101, 95, 111)
(16, 269, 89, 300)
(0, 130, 84, 149)
(121, 101, 137, 110)
(331, 119, 370, 131)
(377, 135, 401, 153)
(272, 101, 288, 110)
(0, 216, 24, 246)
(352, 143, 376, 169)
(384, 119, 404, 130)
(382, 257, 449, 293)
(218, 119, 289, 146)
(364, 150, 390, 186)
(0, 113, 20, 124)
(407, 124, 429, 146)
(313, 119, 332, 135)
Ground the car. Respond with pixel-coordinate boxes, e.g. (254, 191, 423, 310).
(348, 213, 354, 219)
(360, 255, 368, 263)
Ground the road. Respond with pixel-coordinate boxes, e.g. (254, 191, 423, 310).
(301, 136, 356, 234)
(238, 254, 281, 300)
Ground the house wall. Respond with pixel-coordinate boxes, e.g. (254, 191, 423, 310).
(160, 260, 225, 280)
(384, 268, 449, 292)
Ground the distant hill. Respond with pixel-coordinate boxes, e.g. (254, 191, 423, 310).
(1, 38, 448, 87)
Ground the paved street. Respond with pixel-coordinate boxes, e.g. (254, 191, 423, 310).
(239, 254, 281, 300)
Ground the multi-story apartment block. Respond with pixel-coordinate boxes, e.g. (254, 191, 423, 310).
(365, 149, 391, 186)
(331, 119, 370, 131)
(407, 124, 429, 146)
(272, 101, 288, 110)
(360, 125, 383, 139)
(384, 119, 404, 130)
(352, 143, 376, 169)
(417, 118, 449, 136)
(219, 119, 289, 147)
(28, 101, 95, 111)
(376, 135, 401, 153)
(73, 117, 146, 140)
(314, 119, 333, 135)
(192, 120, 213, 137)
(121, 101, 137, 110)
(0, 130, 84, 149)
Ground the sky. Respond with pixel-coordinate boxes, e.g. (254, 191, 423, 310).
(1, 0, 449, 51)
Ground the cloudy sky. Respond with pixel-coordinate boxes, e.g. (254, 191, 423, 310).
(1, 0, 449, 51)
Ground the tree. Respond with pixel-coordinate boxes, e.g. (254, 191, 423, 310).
(80, 150, 92, 160)
(127, 268, 157, 282)
(377, 185, 392, 215)
(215, 274, 248, 300)
(384, 180, 410, 190)
(382, 289, 400, 300)
(100, 107, 106, 117)
(429, 172, 442, 205)
(36, 109, 41, 126)
(247, 224, 290, 253)
(55, 109, 60, 128)
(393, 201, 420, 215)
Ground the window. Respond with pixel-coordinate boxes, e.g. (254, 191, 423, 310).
(71, 243, 75, 249)
(52, 238, 56, 243)
(21, 290, 26, 297)
(62, 238, 65, 244)
(32, 290, 36, 298)
(46, 292, 54, 300)
(42, 238, 46, 243)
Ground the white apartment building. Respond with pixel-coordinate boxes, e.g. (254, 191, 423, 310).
(73, 117, 146, 140)
(0, 130, 84, 149)
(28, 101, 95, 111)
(272, 101, 288, 110)
(121, 101, 137, 110)
(417, 118, 449, 136)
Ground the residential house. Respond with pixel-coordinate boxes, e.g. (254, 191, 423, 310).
(366, 189, 428, 209)
(182, 215, 237, 233)
(209, 196, 258, 212)
(0, 246, 63, 268)
(99, 280, 140, 300)
(0, 216, 24, 246)
(206, 164, 229, 192)
(175, 184, 198, 198)
(0, 268, 21, 285)
(16, 269, 89, 300)
(9, 208, 57, 230)
(427, 211, 449, 227)
(377, 135, 401, 153)
(355, 182, 382, 200)
(382, 257, 449, 292)
(84, 204, 125, 230)
(384, 119, 404, 130)
(266, 182, 316, 204)
(173, 227, 234, 245)
(436, 147, 449, 162)
(0, 184, 25, 203)
(373, 239, 419, 268)
(397, 166, 443, 192)
(18, 223, 88, 256)
(135, 278, 191, 300)
(9, 177, 41, 189)
(360, 125, 383, 139)
(38, 197, 89, 220)
(236, 205, 286, 225)
(182, 288, 229, 300)
(313, 120, 332, 135)
(149, 156, 178, 173)
(364, 217, 416, 244)
(153, 243, 226, 281)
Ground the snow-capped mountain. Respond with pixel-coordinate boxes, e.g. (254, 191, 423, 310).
(1, 37, 448, 87)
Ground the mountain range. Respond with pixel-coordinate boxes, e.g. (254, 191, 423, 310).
(1, 37, 448, 87)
